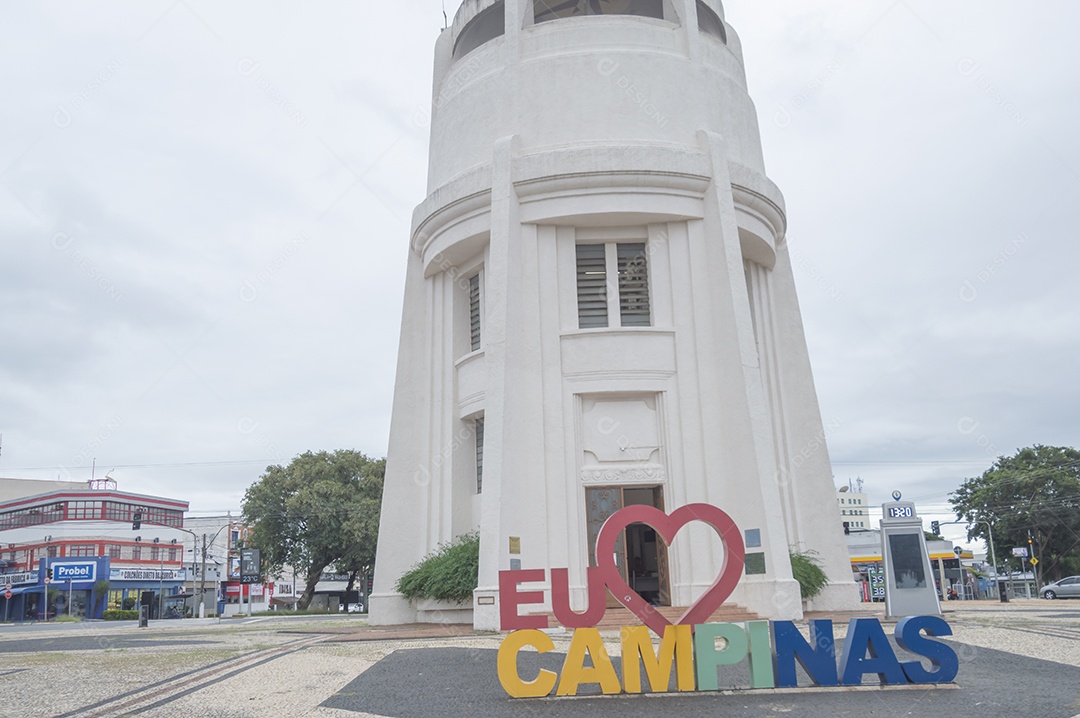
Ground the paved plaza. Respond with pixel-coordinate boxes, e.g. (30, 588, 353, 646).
(0, 601, 1078, 718)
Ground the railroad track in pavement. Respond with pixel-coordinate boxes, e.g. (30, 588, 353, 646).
(55, 632, 332, 717)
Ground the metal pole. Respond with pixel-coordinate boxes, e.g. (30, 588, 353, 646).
(199, 534, 207, 619)
(982, 520, 997, 598)
(1028, 533, 1042, 592)
(68, 579, 72, 617)
(158, 560, 164, 620)
(42, 557, 47, 622)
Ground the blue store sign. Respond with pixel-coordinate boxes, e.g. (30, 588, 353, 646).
(39, 557, 110, 587)
(53, 562, 97, 583)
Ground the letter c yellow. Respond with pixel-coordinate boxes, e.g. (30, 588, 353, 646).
(497, 630, 559, 698)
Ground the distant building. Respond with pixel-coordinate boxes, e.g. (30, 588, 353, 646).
(836, 486, 870, 531)
(0, 477, 88, 503)
(843, 529, 997, 601)
(181, 514, 239, 615)
(0, 479, 190, 620)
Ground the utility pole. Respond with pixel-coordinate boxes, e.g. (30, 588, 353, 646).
(1028, 532, 1042, 592)
(191, 523, 231, 618)
(158, 560, 164, 620)
(199, 534, 207, 619)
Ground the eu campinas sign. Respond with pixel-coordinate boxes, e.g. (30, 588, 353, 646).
(496, 504, 959, 698)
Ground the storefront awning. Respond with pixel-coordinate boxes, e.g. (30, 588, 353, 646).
(5, 586, 45, 596)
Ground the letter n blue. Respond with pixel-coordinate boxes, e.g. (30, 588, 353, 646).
(772, 620, 838, 687)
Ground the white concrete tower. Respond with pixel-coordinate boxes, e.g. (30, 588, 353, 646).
(371, 0, 859, 629)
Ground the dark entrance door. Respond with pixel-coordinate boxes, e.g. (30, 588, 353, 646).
(585, 485, 670, 606)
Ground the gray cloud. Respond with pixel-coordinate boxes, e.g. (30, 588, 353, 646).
(0, 2, 1076, 556)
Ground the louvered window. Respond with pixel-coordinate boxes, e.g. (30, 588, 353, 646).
(474, 416, 485, 494)
(617, 243, 651, 326)
(576, 241, 651, 329)
(469, 274, 482, 351)
(576, 244, 609, 328)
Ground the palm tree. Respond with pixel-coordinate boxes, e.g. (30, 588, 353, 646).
(92, 580, 111, 617)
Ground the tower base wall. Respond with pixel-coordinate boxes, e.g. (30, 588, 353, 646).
(367, 592, 417, 626)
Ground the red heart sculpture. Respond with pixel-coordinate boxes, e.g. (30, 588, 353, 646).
(596, 503, 745, 636)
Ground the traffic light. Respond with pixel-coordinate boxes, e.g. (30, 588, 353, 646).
(46, 567, 53, 581)
(132, 510, 142, 531)
(931, 520, 940, 536)
(843, 521, 850, 535)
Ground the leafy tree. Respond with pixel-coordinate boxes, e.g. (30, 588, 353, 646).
(92, 580, 111, 615)
(242, 450, 384, 610)
(332, 499, 383, 611)
(950, 445, 1080, 582)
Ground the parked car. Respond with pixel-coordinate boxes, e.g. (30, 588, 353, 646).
(1041, 576, 1080, 599)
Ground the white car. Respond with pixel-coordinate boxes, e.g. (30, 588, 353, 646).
(1041, 576, 1080, 599)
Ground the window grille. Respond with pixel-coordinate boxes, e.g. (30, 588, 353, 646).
(576, 244, 609, 328)
(617, 243, 651, 326)
(469, 274, 482, 351)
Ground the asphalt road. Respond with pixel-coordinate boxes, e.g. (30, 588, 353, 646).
(323, 642, 1080, 718)
(0, 604, 1077, 718)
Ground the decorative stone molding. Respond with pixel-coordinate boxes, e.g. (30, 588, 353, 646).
(581, 465, 667, 485)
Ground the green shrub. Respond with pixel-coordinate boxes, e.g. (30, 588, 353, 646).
(55, 615, 81, 623)
(122, 596, 137, 610)
(789, 548, 829, 601)
(103, 609, 140, 621)
(396, 532, 479, 603)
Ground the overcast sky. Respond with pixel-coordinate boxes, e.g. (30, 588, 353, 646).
(1, 2, 1077, 550)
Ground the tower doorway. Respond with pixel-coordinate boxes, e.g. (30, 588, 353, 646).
(585, 485, 670, 607)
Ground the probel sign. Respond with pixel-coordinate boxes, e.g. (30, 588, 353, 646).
(52, 562, 96, 583)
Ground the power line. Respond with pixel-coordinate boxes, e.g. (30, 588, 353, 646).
(2, 459, 274, 471)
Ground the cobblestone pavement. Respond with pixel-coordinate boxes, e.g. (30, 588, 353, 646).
(0, 601, 1076, 718)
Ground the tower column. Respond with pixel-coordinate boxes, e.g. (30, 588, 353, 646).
(473, 135, 520, 630)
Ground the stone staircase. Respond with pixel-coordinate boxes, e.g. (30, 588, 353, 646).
(535, 603, 761, 629)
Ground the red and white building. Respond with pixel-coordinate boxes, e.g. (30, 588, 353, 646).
(0, 480, 192, 618)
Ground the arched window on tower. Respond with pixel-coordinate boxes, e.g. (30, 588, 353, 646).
(696, 1, 727, 44)
(534, 0, 664, 24)
(453, 2, 506, 60)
